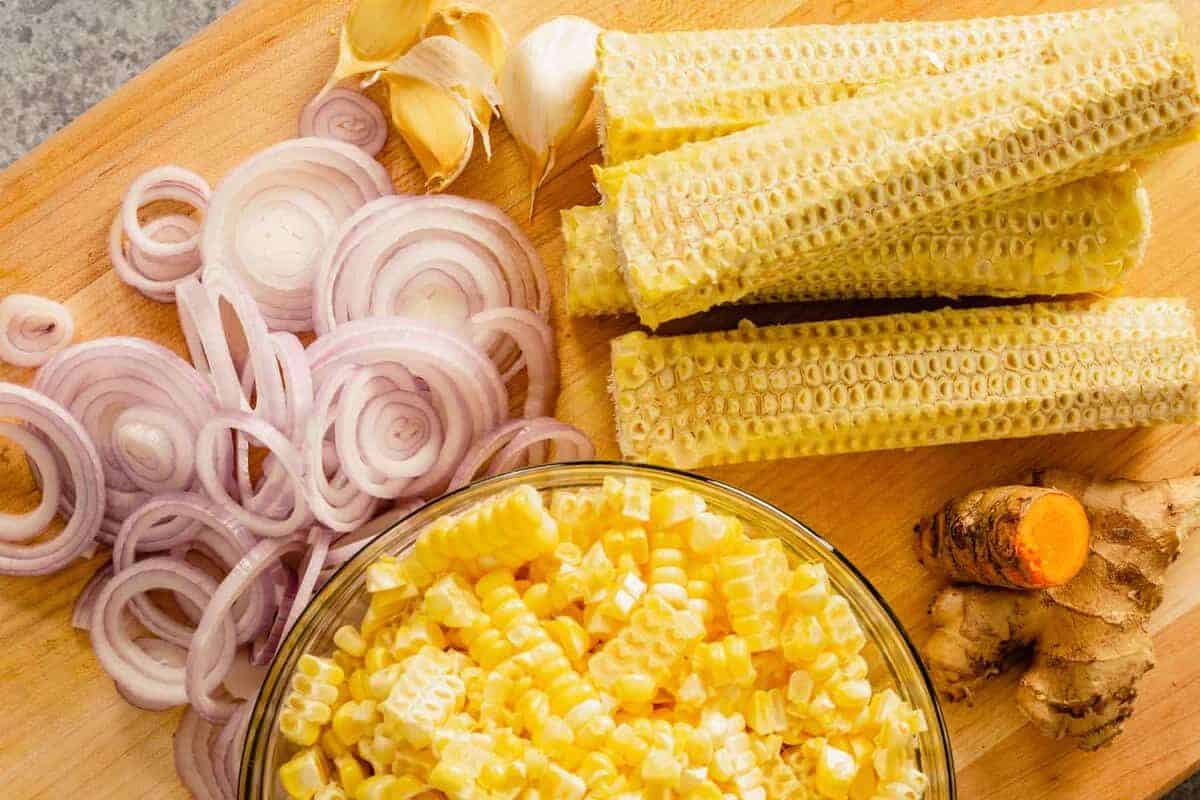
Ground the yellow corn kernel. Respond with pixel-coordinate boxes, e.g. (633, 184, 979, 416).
(716, 539, 789, 652)
(609, 723, 650, 766)
(280, 709, 323, 748)
(596, 6, 1150, 164)
(545, 616, 591, 665)
(299, 655, 346, 686)
(747, 688, 788, 735)
(424, 573, 484, 628)
(649, 487, 706, 529)
(612, 298, 1200, 467)
(815, 743, 858, 799)
(787, 671, 815, 710)
(759, 747, 810, 800)
(589, 594, 705, 703)
(279, 747, 331, 800)
(314, 786, 348, 800)
(642, 747, 683, 787)
(333, 625, 368, 659)
(692, 636, 756, 688)
(602, 526, 650, 565)
(380, 652, 467, 748)
(831, 678, 873, 710)
(788, 563, 831, 613)
(603, 476, 652, 522)
(332, 700, 379, 747)
(332, 754, 367, 796)
(319, 728, 350, 760)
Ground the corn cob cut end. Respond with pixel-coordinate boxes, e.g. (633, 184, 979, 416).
(611, 299, 1200, 469)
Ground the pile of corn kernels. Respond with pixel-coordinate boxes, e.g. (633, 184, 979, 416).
(277, 478, 929, 799)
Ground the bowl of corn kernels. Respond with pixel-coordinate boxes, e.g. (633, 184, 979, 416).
(241, 462, 955, 800)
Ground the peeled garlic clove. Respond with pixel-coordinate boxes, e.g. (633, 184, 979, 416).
(422, 3, 508, 129)
(375, 35, 502, 157)
(499, 16, 601, 210)
(382, 74, 475, 192)
(325, 0, 433, 93)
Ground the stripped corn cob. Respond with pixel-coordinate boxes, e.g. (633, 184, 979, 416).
(610, 299, 1200, 469)
(597, 5, 1153, 164)
(606, 7, 1199, 326)
(564, 170, 1150, 317)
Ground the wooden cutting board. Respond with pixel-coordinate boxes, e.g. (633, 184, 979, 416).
(2, 0, 1199, 798)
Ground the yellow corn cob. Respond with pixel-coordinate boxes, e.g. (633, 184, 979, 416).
(605, 7, 1198, 327)
(597, 5, 1154, 164)
(564, 170, 1150, 317)
(610, 299, 1200, 469)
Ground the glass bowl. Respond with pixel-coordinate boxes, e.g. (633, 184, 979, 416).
(241, 462, 956, 799)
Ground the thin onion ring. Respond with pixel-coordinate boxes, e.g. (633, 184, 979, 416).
(0, 382, 106, 574)
(299, 88, 388, 156)
(0, 294, 75, 367)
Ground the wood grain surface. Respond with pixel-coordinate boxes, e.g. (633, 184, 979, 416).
(1, 1, 1199, 798)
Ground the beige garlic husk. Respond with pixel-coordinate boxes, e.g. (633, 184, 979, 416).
(499, 16, 602, 213)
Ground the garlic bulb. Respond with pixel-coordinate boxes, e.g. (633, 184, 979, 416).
(499, 16, 601, 212)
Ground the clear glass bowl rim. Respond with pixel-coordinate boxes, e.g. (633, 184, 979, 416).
(241, 460, 956, 798)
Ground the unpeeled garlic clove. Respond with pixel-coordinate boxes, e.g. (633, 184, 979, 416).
(382, 74, 475, 191)
(375, 36, 501, 190)
(499, 16, 602, 213)
(324, 0, 433, 95)
(422, 2, 508, 130)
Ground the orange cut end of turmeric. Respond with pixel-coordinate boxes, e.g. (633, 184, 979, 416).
(1015, 492, 1092, 587)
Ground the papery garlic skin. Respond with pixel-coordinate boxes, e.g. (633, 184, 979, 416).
(499, 16, 602, 205)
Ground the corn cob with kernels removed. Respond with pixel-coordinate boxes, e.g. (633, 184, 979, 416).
(564, 170, 1150, 316)
(597, 4, 1158, 164)
(610, 299, 1200, 469)
(605, 6, 1198, 327)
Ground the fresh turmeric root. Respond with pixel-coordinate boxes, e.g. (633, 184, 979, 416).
(923, 470, 1200, 750)
(916, 485, 1091, 589)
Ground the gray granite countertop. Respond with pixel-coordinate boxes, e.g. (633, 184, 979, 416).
(0, 0, 1197, 798)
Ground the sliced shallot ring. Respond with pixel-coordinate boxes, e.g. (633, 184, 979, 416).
(448, 417, 595, 490)
(113, 492, 269, 645)
(110, 405, 197, 494)
(334, 364, 443, 498)
(214, 701, 252, 798)
(312, 194, 549, 337)
(303, 365, 381, 532)
(299, 87, 388, 156)
(175, 706, 225, 800)
(196, 413, 311, 538)
(117, 637, 189, 710)
(0, 294, 75, 367)
(122, 166, 210, 262)
(0, 383, 106, 575)
(281, 528, 333, 636)
(469, 307, 557, 418)
(201, 138, 393, 332)
(252, 567, 298, 666)
(187, 537, 307, 722)
(110, 213, 204, 303)
(0, 422, 61, 542)
(177, 273, 288, 430)
(72, 560, 114, 630)
(33, 338, 229, 540)
(89, 557, 236, 710)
